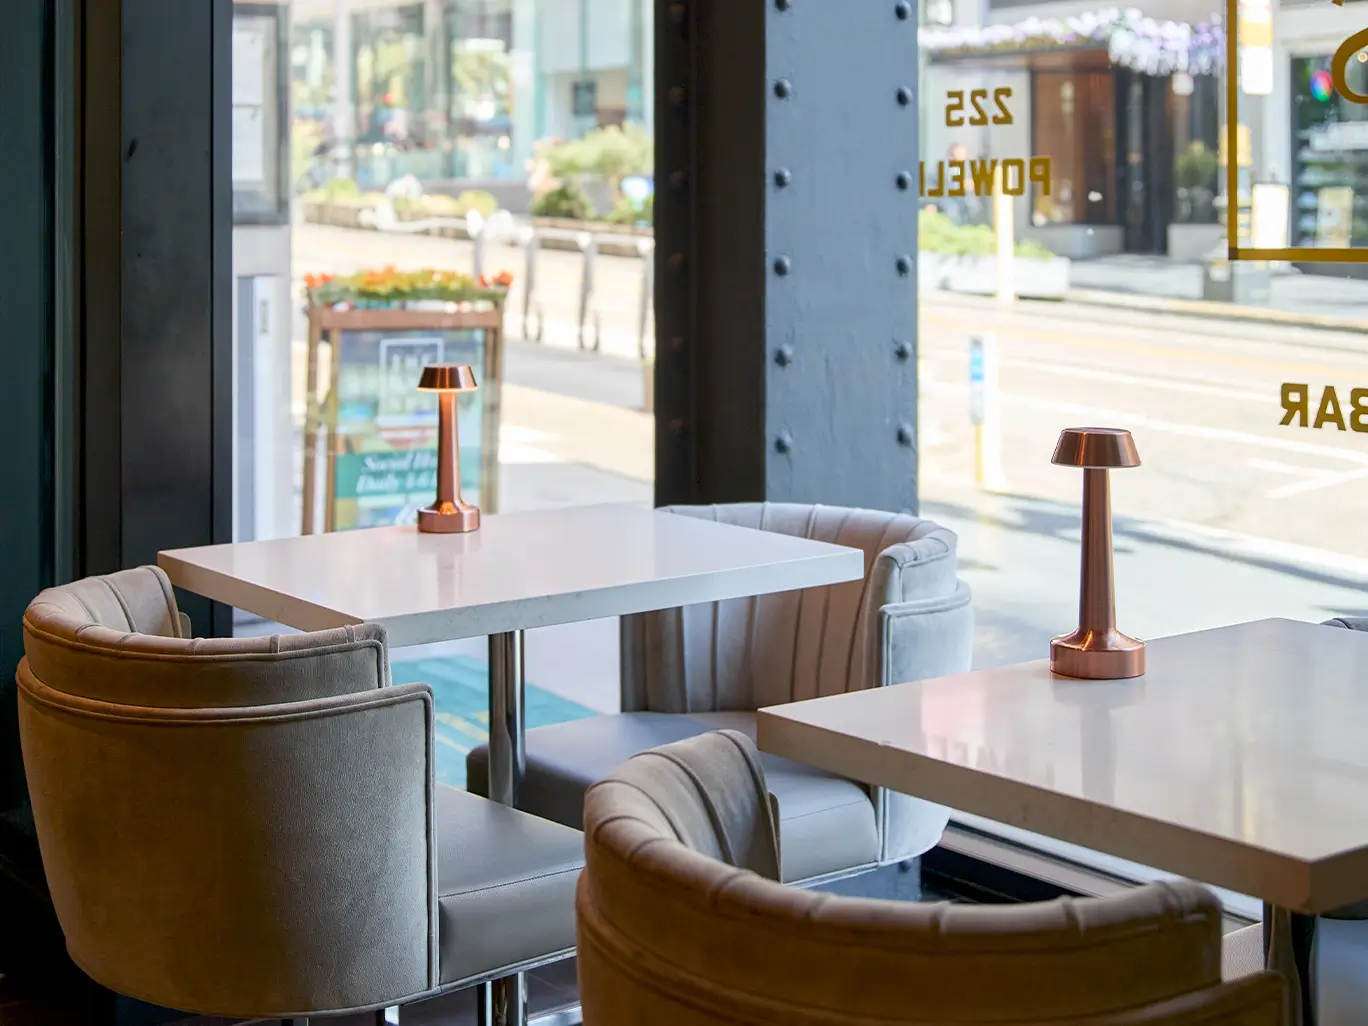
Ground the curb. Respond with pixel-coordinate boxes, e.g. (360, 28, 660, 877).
(1065, 288, 1366, 335)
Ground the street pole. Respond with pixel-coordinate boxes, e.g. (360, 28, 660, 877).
(994, 164, 1015, 306)
(969, 331, 1005, 491)
(332, 0, 354, 181)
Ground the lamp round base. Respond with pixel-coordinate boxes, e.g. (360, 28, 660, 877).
(1050, 629, 1145, 680)
(417, 502, 480, 534)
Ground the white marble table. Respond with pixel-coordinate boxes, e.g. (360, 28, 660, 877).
(162, 503, 862, 1026)
(162, 503, 862, 798)
(757, 618, 1368, 1026)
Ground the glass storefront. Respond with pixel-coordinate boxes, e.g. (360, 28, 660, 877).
(1292, 53, 1368, 250)
(223, 0, 1368, 928)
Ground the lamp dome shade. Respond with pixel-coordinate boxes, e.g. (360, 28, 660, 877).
(1050, 427, 1140, 469)
(417, 364, 479, 392)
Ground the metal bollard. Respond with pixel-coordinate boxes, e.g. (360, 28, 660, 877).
(521, 227, 543, 342)
(577, 232, 599, 351)
(636, 237, 655, 361)
(969, 331, 1006, 491)
(468, 209, 487, 280)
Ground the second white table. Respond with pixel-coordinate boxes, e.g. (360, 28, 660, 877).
(757, 618, 1368, 1026)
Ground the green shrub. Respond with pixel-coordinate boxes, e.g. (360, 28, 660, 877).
(389, 190, 500, 219)
(604, 192, 652, 226)
(532, 181, 596, 221)
(316, 176, 361, 201)
(455, 189, 499, 217)
(919, 208, 1054, 259)
(544, 124, 652, 189)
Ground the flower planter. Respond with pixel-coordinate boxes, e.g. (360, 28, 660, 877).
(919, 252, 1070, 299)
(299, 201, 654, 255)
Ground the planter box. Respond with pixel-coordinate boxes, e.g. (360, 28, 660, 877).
(300, 201, 654, 256)
(919, 253, 1070, 299)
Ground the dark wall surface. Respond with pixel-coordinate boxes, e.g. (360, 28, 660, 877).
(0, 0, 53, 813)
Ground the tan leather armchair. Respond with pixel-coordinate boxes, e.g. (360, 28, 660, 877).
(578, 730, 1288, 1025)
(16, 566, 583, 1023)
(470, 502, 974, 883)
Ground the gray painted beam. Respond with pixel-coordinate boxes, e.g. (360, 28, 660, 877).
(655, 0, 921, 514)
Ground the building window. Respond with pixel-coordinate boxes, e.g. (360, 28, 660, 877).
(447, 0, 515, 180)
(1292, 54, 1368, 249)
(1172, 74, 1219, 225)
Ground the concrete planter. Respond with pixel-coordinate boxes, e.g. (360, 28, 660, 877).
(300, 201, 654, 256)
(919, 252, 1070, 299)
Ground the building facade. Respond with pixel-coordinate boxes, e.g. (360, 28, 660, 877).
(290, 0, 652, 195)
(920, 0, 1224, 260)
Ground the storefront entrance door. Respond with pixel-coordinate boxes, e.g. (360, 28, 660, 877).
(1118, 71, 1174, 254)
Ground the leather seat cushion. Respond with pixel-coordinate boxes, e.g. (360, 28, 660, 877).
(467, 712, 878, 884)
(435, 785, 583, 986)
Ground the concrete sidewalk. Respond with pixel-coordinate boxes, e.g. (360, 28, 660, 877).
(1063, 254, 1368, 331)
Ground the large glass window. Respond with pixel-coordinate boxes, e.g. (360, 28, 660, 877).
(917, 1, 1368, 913)
(233, 0, 656, 789)
(1292, 53, 1368, 250)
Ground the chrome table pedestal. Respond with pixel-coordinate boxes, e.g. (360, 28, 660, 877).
(478, 629, 531, 1026)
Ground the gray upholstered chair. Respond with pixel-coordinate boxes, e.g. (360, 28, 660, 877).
(578, 730, 1288, 1025)
(16, 566, 583, 1023)
(470, 502, 974, 884)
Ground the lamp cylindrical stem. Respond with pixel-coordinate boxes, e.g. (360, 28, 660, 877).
(1078, 467, 1116, 634)
(436, 390, 461, 506)
(418, 389, 478, 533)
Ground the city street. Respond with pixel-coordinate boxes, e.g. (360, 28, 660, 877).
(293, 223, 1368, 670)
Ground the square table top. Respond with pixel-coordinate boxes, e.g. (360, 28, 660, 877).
(757, 618, 1368, 914)
(159, 504, 864, 648)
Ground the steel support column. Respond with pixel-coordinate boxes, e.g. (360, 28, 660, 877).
(82, 0, 234, 633)
(654, 0, 921, 513)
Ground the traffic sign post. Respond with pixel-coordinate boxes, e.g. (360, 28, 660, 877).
(969, 331, 1005, 491)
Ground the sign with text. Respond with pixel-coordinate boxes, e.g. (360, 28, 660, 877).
(300, 305, 505, 536)
(1280, 383, 1368, 432)
(924, 88, 1052, 201)
(330, 327, 486, 531)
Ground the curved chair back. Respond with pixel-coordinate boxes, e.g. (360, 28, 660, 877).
(620, 503, 971, 714)
(578, 730, 1287, 1025)
(17, 567, 438, 1018)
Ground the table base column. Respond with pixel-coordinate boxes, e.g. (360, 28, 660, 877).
(485, 630, 528, 1026)
(1265, 904, 1317, 1026)
(477, 975, 528, 1026)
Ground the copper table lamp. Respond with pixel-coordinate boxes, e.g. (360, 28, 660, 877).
(1050, 427, 1144, 680)
(416, 364, 480, 533)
